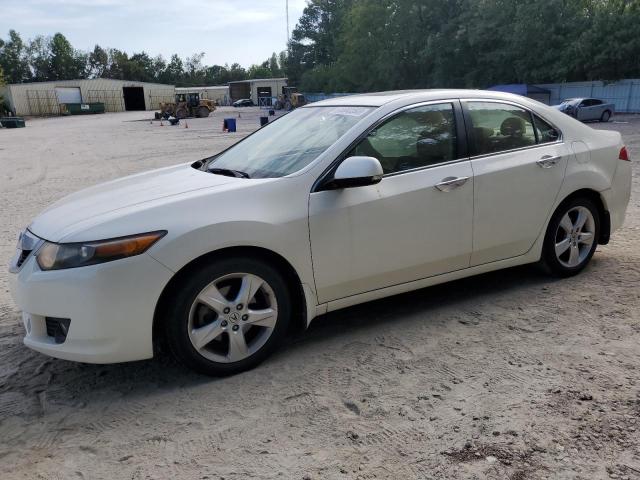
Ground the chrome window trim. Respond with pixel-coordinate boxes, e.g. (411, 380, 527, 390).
(467, 140, 565, 162)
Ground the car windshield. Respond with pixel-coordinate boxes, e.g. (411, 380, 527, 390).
(561, 99, 578, 104)
(206, 106, 373, 178)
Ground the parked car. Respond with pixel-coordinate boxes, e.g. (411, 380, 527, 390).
(554, 98, 614, 122)
(9, 90, 631, 376)
(233, 99, 254, 107)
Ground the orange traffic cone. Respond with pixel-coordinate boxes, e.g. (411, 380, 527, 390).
(184, 120, 188, 129)
(160, 119, 164, 126)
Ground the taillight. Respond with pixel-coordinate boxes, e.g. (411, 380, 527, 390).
(619, 146, 630, 161)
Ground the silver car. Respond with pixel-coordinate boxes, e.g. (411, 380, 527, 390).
(554, 98, 614, 122)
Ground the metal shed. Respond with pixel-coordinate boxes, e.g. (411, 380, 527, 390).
(0, 78, 175, 116)
(228, 78, 288, 106)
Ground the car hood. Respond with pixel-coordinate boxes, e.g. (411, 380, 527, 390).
(29, 163, 239, 242)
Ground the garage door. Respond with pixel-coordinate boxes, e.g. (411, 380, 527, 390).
(55, 87, 82, 104)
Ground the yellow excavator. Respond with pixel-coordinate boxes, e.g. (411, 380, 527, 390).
(157, 93, 216, 119)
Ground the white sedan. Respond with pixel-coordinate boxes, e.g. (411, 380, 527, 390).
(9, 90, 632, 376)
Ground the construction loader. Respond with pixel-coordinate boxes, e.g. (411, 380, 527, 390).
(157, 93, 216, 119)
(275, 87, 306, 111)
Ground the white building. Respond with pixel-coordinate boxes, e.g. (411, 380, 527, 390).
(228, 78, 288, 106)
(0, 78, 175, 116)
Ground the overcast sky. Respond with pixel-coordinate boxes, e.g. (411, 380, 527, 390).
(0, 0, 307, 67)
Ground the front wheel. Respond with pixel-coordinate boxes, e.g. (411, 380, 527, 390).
(601, 110, 611, 122)
(541, 197, 600, 277)
(197, 106, 210, 118)
(163, 257, 292, 376)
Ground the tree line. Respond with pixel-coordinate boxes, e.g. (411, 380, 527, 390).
(2, 0, 640, 95)
(287, 0, 640, 92)
(0, 30, 286, 87)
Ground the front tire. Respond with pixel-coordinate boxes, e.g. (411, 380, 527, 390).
(542, 197, 600, 277)
(601, 110, 611, 122)
(163, 257, 292, 376)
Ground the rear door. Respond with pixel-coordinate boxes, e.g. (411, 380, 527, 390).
(463, 100, 569, 266)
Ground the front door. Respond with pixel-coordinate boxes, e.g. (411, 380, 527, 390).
(463, 100, 568, 266)
(309, 102, 474, 303)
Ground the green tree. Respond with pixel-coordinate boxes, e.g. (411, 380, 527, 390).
(0, 30, 30, 83)
(48, 33, 85, 80)
(26, 35, 51, 81)
(87, 45, 109, 78)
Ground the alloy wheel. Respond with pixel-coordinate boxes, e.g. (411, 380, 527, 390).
(187, 273, 278, 363)
(554, 206, 595, 268)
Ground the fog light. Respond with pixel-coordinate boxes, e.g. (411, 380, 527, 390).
(45, 317, 71, 344)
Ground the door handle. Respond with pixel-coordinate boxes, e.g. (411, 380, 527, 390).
(435, 176, 469, 192)
(536, 155, 561, 168)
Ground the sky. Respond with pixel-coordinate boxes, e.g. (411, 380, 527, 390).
(0, 0, 307, 67)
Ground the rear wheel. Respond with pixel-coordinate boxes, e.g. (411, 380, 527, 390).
(163, 257, 292, 376)
(175, 108, 188, 119)
(197, 106, 210, 118)
(542, 197, 599, 277)
(601, 110, 611, 122)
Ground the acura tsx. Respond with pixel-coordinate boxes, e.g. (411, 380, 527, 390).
(9, 90, 632, 375)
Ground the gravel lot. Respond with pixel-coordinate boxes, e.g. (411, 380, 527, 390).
(0, 108, 638, 480)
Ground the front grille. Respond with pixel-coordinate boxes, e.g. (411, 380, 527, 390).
(45, 317, 71, 344)
(16, 249, 31, 269)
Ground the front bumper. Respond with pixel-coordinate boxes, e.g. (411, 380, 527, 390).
(9, 251, 174, 364)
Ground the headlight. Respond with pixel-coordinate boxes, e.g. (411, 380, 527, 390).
(36, 231, 166, 271)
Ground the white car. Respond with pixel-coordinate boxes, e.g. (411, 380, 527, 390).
(9, 90, 632, 376)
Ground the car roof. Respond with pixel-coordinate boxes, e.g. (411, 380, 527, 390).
(307, 89, 543, 107)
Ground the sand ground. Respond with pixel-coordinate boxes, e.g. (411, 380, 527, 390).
(0, 108, 638, 479)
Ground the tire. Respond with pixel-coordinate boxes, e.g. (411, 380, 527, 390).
(175, 108, 188, 119)
(601, 110, 611, 122)
(163, 257, 292, 376)
(541, 197, 600, 277)
(197, 106, 210, 118)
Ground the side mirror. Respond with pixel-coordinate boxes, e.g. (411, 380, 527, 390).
(326, 156, 384, 190)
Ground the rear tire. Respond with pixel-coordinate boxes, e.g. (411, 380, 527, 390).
(163, 257, 292, 376)
(601, 110, 611, 122)
(541, 197, 600, 277)
(175, 108, 188, 119)
(197, 106, 210, 118)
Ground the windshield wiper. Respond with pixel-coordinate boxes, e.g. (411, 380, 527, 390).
(208, 167, 251, 179)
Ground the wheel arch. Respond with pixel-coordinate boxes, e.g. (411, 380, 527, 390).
(152, 246, 308, 355)
(554, 188, 610, 245)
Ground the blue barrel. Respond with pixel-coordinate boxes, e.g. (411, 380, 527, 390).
(223, 118, 237, 132)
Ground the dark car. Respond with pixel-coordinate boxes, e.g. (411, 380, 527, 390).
(233, 99, 255, 107)
(553, 98, 614, 122)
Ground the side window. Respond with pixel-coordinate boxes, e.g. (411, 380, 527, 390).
(349, 103, 457, 174)
(533, 114, 560, 144)
(591, 99, 602, 106)
(466, 102, 536, 156)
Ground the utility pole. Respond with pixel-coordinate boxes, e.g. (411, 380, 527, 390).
(286, 0, 290, 48)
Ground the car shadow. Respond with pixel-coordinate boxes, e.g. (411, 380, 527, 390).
(289, 263, 555, 349)
(0, 260, 583, 412)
